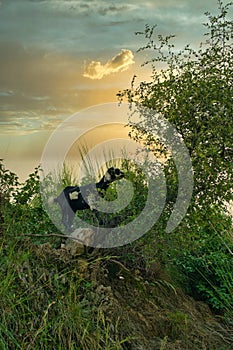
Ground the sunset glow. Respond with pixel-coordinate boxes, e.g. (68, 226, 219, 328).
(0, 0, 223, 180)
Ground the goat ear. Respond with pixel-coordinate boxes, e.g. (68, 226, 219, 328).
(108, 167, 115, 174)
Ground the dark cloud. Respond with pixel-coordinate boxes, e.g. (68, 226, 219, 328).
(97, 4, 131, 16)
(29, 0, 47, 2)
(0, 0, 224, 57)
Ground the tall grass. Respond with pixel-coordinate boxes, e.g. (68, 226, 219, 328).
(0, 238, 132, 349)
(0, 156, 233, 349)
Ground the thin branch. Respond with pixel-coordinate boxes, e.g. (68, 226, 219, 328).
(20, 233, 85, 244)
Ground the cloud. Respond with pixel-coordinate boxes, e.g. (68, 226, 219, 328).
(0, 109, 68, 135)
(0, 90, 14, 97)
(83, 49, 135, 80)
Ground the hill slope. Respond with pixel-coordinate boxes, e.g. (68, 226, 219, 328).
(1, 238, 232, 350)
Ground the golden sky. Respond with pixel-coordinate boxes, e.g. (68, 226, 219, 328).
(0, 0, 224, 180)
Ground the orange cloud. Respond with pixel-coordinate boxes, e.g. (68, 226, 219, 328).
(83, 49, 135, 80)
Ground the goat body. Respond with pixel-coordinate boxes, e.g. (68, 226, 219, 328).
(54, 167, 124, 231)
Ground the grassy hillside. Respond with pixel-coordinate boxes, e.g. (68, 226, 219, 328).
(0, 160, 233, 349)
(1, 240, 233, 350)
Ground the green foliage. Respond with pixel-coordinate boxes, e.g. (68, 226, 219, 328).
(14, 166, 40, 205)
(0, 4, 233, 345)
(0, 159, 20, 201)
(118, 0, 233, 209)
(171, 211, 233, 314)
(0, 241, 132, 349)
(0, 160, 56, 242)
(117, 0, 233, 317)
(0, 156, 232, 347)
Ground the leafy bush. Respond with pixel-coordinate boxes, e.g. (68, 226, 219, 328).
(118, 0, 233, 317)
(171, 213, 233, 315)
(0, 160, 57, 242)
(118, 0, 233, 210)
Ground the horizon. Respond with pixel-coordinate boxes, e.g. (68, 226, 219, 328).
(0, 0, 230, 181)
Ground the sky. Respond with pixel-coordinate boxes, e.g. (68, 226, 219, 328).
(0, 0, 228, 181)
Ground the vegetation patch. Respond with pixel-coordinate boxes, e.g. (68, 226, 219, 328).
(0, 1, 232, 349)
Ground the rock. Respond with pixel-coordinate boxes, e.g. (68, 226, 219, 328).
(63, 228, 94, 256)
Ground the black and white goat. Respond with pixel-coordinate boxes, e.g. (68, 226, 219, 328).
(54, 167, 124, 231)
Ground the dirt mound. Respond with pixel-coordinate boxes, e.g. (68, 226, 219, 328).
(33, 242, 233, 350)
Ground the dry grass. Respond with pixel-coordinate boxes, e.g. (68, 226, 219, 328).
(0, 236, 232, 350)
